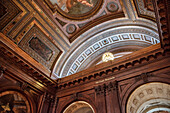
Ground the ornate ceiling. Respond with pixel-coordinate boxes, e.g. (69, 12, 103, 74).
(0, 0, 159, 79)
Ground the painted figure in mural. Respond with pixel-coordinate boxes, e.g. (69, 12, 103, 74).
(56, 0, 95, 14)
(66, 0, 93, 10)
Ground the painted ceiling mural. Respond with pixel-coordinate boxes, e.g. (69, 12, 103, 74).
(50, 0, 97, 15)
(0, 0, 158, 79)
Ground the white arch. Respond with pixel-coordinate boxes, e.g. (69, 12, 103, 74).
(127, 82, 170, 113)
(63, 101, 95, 113)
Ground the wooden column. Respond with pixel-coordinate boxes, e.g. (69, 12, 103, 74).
(105, 81, 121, 113)
(37, 93, 46, 113)
(39, 93, 55, 113)
(52, 96, 58, 113)
(95, 84, 107, 113)
(47, 95, 55, 113)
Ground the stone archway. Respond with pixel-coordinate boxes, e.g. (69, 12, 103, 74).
(126, 82, 170, 113)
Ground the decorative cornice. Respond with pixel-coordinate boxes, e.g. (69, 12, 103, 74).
(57, 44, 169, 89)
(153, 0, 170, 49)
(0, 41, 58, 88)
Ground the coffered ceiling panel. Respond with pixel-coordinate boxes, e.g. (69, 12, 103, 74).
(0, 0, 22, 31)
(19, 25, 61, 69)
(133, 0, 155, 21)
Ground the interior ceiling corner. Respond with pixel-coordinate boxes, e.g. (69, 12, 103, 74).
(0, 0, 159, 79)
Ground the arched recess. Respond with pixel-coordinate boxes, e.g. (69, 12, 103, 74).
(0, 87, 36, 113)
(121, 75, 170, 113)
(63, 101, 95, 113)
(58, 94, 97, 113)
(126, 82, 170, 113)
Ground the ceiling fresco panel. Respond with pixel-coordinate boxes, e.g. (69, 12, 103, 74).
(53, 0, 98, 15)
(19, 25, 61, 69)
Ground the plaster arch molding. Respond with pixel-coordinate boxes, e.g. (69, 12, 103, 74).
(56, 25, 159, 78)
(126, 82, 170, 113)
(63, 101, 95, 113)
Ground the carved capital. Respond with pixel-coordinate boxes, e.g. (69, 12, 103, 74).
(45, 93, 55, 103)
(95, 84, 106, 96)
(136, 73, 153, 82)
(72, 93, 78, 100)
(106, 81, 118, 93)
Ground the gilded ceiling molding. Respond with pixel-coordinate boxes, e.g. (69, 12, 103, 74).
(0, 0, 27, 38)
(52, 17, 158, 78)
(0, 0, 67, 51)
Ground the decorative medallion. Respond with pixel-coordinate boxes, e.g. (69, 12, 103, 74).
(102, 52, 114, 62)
(107, 2, 119, 12)
(48, 0, 103, 19)
(66, 24, 76, 34)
